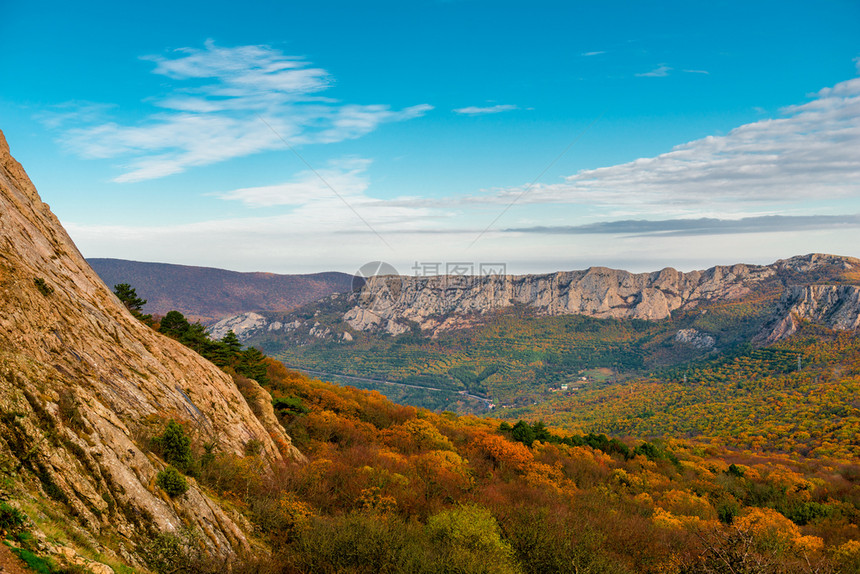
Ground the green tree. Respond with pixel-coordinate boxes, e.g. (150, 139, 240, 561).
(114, 283, 153, 325)
(152, 420, 194, 473)
(426, 505, 517, 572)
(180, 323, 210, 354)
(159, 310, 190, 337)
(221, 331, 242, 353)
(238, 347, 269, 384)
(511, 420, 536, 447)
(156, 466, 189, 497)
(209, 331, 243, 368)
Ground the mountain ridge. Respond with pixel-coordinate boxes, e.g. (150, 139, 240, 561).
(211, 253, 860, 344)
(342, 253, 858, 336)
(88, 257, 355, 323)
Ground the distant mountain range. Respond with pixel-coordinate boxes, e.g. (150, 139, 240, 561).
(207, 253, 860, 411)
(88, 258, 356, 322)
(213, 253, 860, 344)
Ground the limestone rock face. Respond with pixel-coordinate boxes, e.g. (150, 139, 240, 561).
(344, 263, 777, 334)
(342, 255, 860, 337)
(675, 329, 717, 350)
(208, 311, 268, 340)
(758, 284, 860, 343)
(0, 130, 300, 562)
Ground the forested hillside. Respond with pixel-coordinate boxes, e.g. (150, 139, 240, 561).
(245, 290, 780, 409)
(114, 302, 860, 573)
(184, 357, 860, 573)
(511, 323, 860, 460)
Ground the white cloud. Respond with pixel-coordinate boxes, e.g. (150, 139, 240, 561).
(482, 64, 860, 216)
(682, 69, 710, 75)
(636, 64, 672, 77)
(218, 158, 372, 207)
(54, 41, 432, 182)
(581, 51, 605, 57)
(453, 104, 518, 115)
(61, 58, 860, 274)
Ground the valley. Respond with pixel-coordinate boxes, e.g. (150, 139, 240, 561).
(1, 127, 859, 573)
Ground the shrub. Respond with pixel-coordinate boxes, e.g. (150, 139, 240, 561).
(143, 527, 219, 574)
(33, 277, 54, 296)
(0, 501, 27, 531)
(151, 420, 194, 473)
(426, 504, 513, 558)
(156, 466, 189, 497)
(273, 396, 310, 416)
(244, 438, 264, 456)
(282, 511, 409, 573)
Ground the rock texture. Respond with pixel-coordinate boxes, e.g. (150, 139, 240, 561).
(217, 254, 860, 346)
(758, 284, 860, 343)
(208, 311, 270, 340)
(0, 129, 301, 564)
(675, 329, 717, 350)
(343, 256, 859, 336)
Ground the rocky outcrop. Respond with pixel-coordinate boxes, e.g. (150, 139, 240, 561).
(0, 130, 301, 565)
(675, 328, 717, 350)
(758, 284, 860, 343)
(208, 311, 269, 340)
(341, 255, 860, 336)
(215, 254, 860, 344)
(343, 263, 782, 335)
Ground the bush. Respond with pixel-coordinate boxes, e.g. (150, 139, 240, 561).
(156, 466, 189, 497)
(143, 527, 220, 574)
(0, 501, 27, 531)
(151, 420, 194, 473)
(244, 438, 264, 456)
(273, 396, 310, 416)
(426, 504, 513, 558)
(33, 277, 54, 296)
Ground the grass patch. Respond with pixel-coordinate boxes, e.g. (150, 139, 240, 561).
(9, 545, 54, 573)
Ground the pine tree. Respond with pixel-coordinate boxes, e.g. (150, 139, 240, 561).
(113, 283, 153, 325)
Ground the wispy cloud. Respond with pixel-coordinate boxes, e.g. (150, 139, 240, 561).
(682, 69, 710, 75)
(453, 104, 518, 115)
(581, 51, 605, 57)
(52, 40, 432, 182)
(506, 214, 860, 237)
(483, 62, 860, 215)
(217, 157, 372, 207)
(636, 64, 672, 77)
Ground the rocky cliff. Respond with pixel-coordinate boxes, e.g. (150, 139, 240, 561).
(758, 284, 860, 343)
(342, 254, 859, 336)
(0, 130, 300, 568)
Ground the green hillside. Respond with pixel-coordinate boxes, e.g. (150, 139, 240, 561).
(249, 292, 780, 410)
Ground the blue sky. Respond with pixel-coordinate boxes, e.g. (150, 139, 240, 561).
(2, 0, 859, 274)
